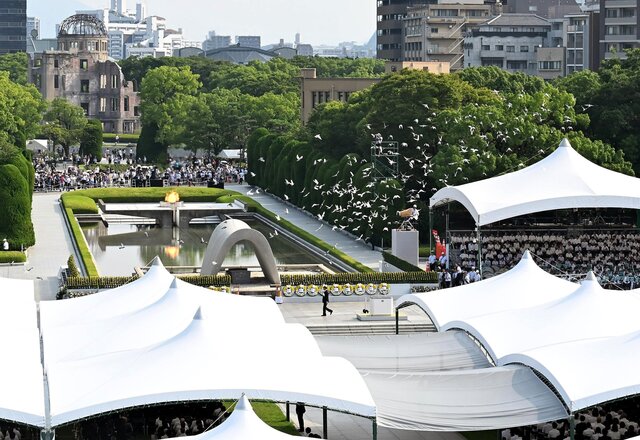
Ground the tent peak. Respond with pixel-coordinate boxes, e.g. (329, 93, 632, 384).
(170, 278, 179, 289)
(193, 306, 203, 321)
(558, 138, 572, 149)
(236, 393, 251, 411)
(583, 271, 598, 283)
(150, 257, 164, 268)
(521, 250, 532, 260)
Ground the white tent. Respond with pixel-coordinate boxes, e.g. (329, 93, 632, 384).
(430, 139, 640, 226)
(452, 272, 640, 363)
(38, 263, 375, 427)
(395, 251, 578, 330)
(193, 394, 304, 440)
(0, 277, 44, 427)
(502, 330, 640, 412)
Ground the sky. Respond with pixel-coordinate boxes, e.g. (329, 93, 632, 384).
(28, 0, 377, 47)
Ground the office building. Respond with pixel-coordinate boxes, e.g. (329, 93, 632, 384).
(236, 35, 261, 48)
(203, 31, 231, 51)
(403, 0, 494, 70)
(600, 0, 639, 61)
(27, 16, 40, 39)
(0, 0, 26, 54)
(377, 0, 428, 61)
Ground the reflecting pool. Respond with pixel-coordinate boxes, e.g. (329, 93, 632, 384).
(80, 218, 326, 276)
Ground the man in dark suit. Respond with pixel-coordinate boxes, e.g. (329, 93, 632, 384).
(322, 285, 333, 316)
(295, 402, 306, 432)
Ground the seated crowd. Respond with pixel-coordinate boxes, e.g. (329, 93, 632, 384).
(503, 402, 640, 440)
(450, 230, 640, 288)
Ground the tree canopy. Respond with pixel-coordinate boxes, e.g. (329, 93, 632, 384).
(42, 98, 88, 156)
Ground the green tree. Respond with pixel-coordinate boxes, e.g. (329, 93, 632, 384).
(79, 119, 103, 159)
(42, 98, 87, 156)
(0, 52, 29, 85)
(0, 71, 45, 148)
(0, 140, 34, 247)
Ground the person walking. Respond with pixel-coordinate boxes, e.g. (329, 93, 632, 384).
(295, 403, 306, 432)
(321, 285, 333, 316)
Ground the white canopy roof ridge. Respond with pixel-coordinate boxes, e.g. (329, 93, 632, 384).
(193, 394, 302, 440)
(430, 138, 640, 226)
(502, 329, 640, 412)
(315, 331, 491, 372)
(396, 250, 578, 330)
(40, 257, 175, 327)
(452, 271, 640, 363)
(366, 365, 568, 431)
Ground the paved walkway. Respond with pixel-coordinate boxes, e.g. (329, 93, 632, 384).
(1, 192, 78, 301)
(226, 184, 383, 270)
(281, 404, 464, 440)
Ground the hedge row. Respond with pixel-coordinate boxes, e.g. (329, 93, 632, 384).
(62, 195, 99, 214)
(62, 206, 99, 277)
(246, 129, 405, 248)
(62, 187, 240, 204)
(280, 271, 437, 285)
(65, 274, 231, 290)
(103, 133, 139, 143)
(382, 251, 424, 272)
(0, 251, 27, 264)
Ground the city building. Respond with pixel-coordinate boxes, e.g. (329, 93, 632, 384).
(600, 0, 639, 61)
(236, 35, 261, 48)
(30, 14, 140, 134)
(299, 68, 381, 123)
(27, 16, 40, 39)
(385, 60, 451, 73)
(464, 14, 554, 75)
(0, 0, 26, 54)
(403, 0, 494, 70)
(504, 0, 581, 18)
(377, 0, 428, 61)
(203, 45, 278, 64)
(203, 31, 231, 51)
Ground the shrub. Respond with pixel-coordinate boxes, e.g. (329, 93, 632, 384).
(0, 164, 34, 247)
(64, 187, 240, 204)
(136, 123, 166, 163)
(0, 251, 27, 263)
(382, 251, 424, 272)
(62, 195, 98, 214)
(65, 273, 231, 290)
(280, 271, 437, 285)
(63, 207, 99, 277)
(67, 255, 80, 277)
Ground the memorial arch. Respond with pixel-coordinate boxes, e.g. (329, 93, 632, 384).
(201, 219, 281, 285)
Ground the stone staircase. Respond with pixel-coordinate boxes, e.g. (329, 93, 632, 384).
(306, 322, 435, 336)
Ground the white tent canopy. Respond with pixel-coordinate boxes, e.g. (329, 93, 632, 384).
(0, 277, 44, 427)
(430, 139, 640, 226)
(193, 394, 303, 440)
(395, 251, 578, 330)
(503, 330, 640, 413)
(454, 272, 640, 364)
(0, 261, 375, 428)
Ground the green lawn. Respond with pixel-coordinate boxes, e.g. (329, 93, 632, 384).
(248, 401, 300, 436)
(0, 251, 27, 264)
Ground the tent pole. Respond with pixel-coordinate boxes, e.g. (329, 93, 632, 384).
(477, 225, 482, 278)
(445, 206, 450, 270)
(372, 418, 378, 440)
(285, 401, 290, 421)
(395, 308, 399, 335)
(40, 430, 54, 440)
(569, 413, 576, 440)
(323, 406, 328, 439)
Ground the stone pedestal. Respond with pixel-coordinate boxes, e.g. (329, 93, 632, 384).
(391, 229, 419, 267)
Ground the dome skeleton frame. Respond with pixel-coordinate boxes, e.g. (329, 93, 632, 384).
(58, 14, 107, 38)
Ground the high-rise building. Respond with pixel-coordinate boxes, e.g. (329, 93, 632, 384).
(377, 0, 427, 61)
(403, 0, 493, 70)
(0, 0, 27, 54)
(600, 0, 639, 61)
(27, 16, 40, 39)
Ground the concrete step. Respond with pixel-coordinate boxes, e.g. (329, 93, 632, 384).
(306, 323, 435, 336)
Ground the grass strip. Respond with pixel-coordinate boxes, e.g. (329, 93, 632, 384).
(0, 251, 27, 264)
(62, 206, 99, 277)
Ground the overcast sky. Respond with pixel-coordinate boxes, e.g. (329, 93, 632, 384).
(29, 0, 377, 46)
